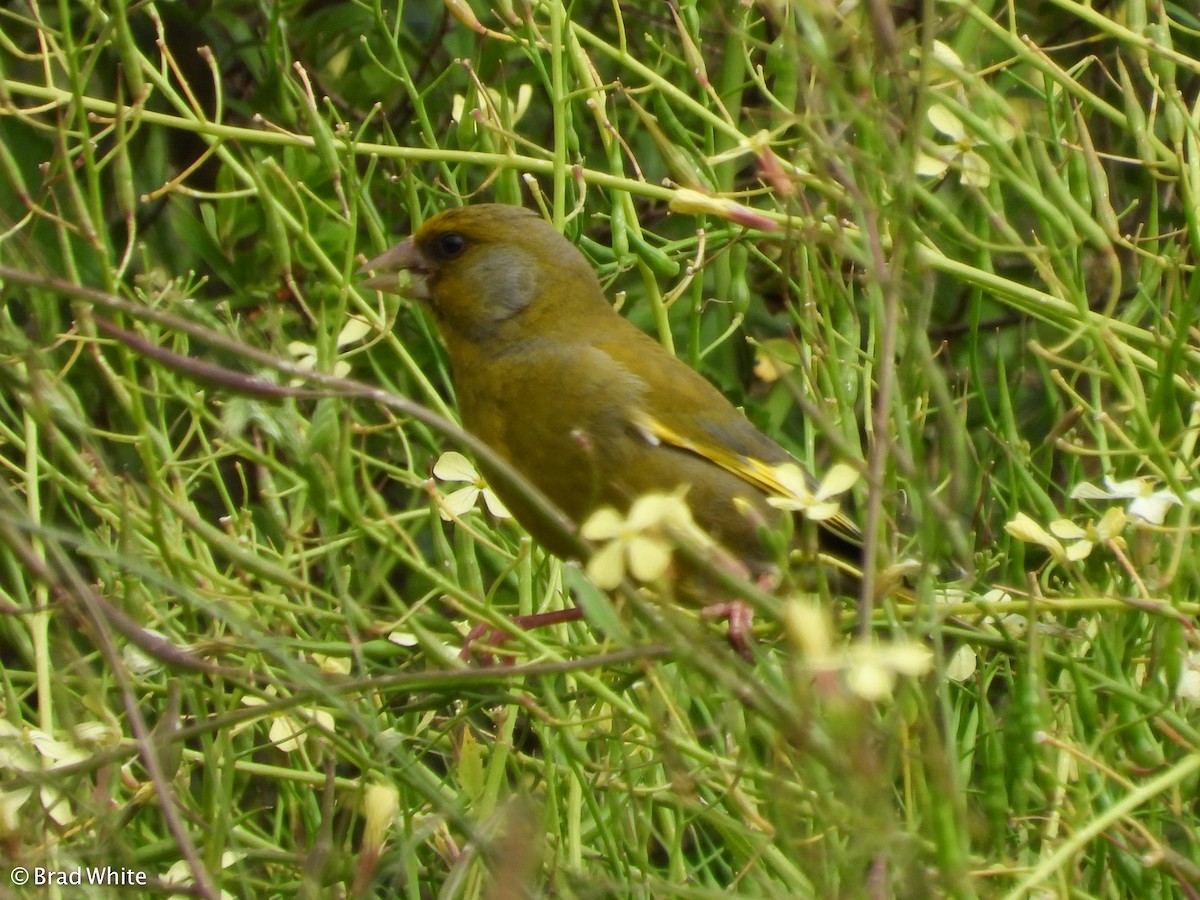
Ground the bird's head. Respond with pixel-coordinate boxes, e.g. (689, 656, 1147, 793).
(360, 204, 607, 349)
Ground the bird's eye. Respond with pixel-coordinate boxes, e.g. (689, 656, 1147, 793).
(432, 232, 467, 259)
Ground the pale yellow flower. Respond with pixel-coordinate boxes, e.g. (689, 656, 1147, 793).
(581, 492, 706, 590)
(1047, 507, 1127, 561)
(1005, 512, 1068, 563)
(784, 598, 932, 701)
(451, 82, 532, 128)
(362, 781, 400, 850)
(916, 103, 1015, 188)
(946, 645, 978, 682)
(432, 451, 511, 520)
(767, 462, 859, 521)
(669, 187, 778, 231)
(241, 688, 335, 754)
(1006, 507, 1126, 563)
(288, 315, 372, 380)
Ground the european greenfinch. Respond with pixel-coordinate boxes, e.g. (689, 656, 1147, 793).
(362, 204, 865, 646)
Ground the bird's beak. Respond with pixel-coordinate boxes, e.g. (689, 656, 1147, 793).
(358, 238, 429, 297)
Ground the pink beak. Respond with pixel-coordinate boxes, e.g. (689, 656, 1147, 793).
(359, 238, 425, 293)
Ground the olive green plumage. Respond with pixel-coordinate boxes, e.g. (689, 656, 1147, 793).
(363, 203, 860, 578)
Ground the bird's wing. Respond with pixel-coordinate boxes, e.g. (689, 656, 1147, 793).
(631, 409, 863, 549)
(589, 330, 862, 548)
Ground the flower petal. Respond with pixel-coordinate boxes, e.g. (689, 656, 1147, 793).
(440, 486, 480, 520)
(1128, 491, 1179, 525)
(1069, 481, 1115, 501)
(269, 715, 305, 753)
(481, 489, 512, 519)
(991, 117, 1017, 144)
(1101, 476, 1145, 499)
(915, 151, 952, 178)
(1005, 512, 1051, 544)
(816, 463, 859, 500)
(659, 494, 698, 532)
(877, 642, 934, 676)
(433, 451, 478, 483)
(783, 599, 833, 658)
(1048, 519, 1085, 540)
(581, 507, 625, 541)
(772, 462, 813, 499)
(959, 151, 991, 187)
(586, 540, 627, 590)
(512, 83, 533, 122)
(627, 535, 672, 583)
(1095, 507, 1127, 540)
(927, 104, 966, 141)
(627, 493, 673, 531)
(1005, 512, 1066, 561)
(846, 660, 894, 702)
(804, 500, 842, 521)
(336, 315, 373, 347)
(946, 645, 977, 682)
(1178, 656, 1200, 704)
(1064, 539, 1093, 562)
(929, 40, 965, 72)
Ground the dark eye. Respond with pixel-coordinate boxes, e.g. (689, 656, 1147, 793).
(432, 231, 467, 259)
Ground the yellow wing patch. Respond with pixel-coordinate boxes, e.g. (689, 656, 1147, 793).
(634, 412, 863, 548)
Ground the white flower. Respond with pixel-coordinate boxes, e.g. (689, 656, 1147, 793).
(926, 40, 966, 76)
(844, 642, 934, 701)
(916, 103, 1015, 188)
(1178, 654, 1200, 706)
(287, 315, 371, 380)
(432, 451, 511, 520)
(241, 688, 334, 754)
(0, 787, 32, 835)
(451, 82, 532, 128)
(1070, 476, 1200, 525)
(946, 645, 978, 682)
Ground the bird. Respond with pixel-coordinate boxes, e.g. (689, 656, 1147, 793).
(361, 203, 869, 654)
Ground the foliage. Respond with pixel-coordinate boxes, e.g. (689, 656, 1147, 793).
(1, 1, 1199, 897)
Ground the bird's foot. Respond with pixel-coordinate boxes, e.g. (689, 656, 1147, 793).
(699, 600, 755, 661)
(458, 606, 584, 664)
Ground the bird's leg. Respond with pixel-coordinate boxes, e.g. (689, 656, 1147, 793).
(459, 606, 585, 664)
(695, 564, 781, 660)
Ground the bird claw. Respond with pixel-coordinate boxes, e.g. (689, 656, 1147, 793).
(700, 600, 755, 660)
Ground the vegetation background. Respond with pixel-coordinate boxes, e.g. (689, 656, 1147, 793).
(1, 0, 1199, 896)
